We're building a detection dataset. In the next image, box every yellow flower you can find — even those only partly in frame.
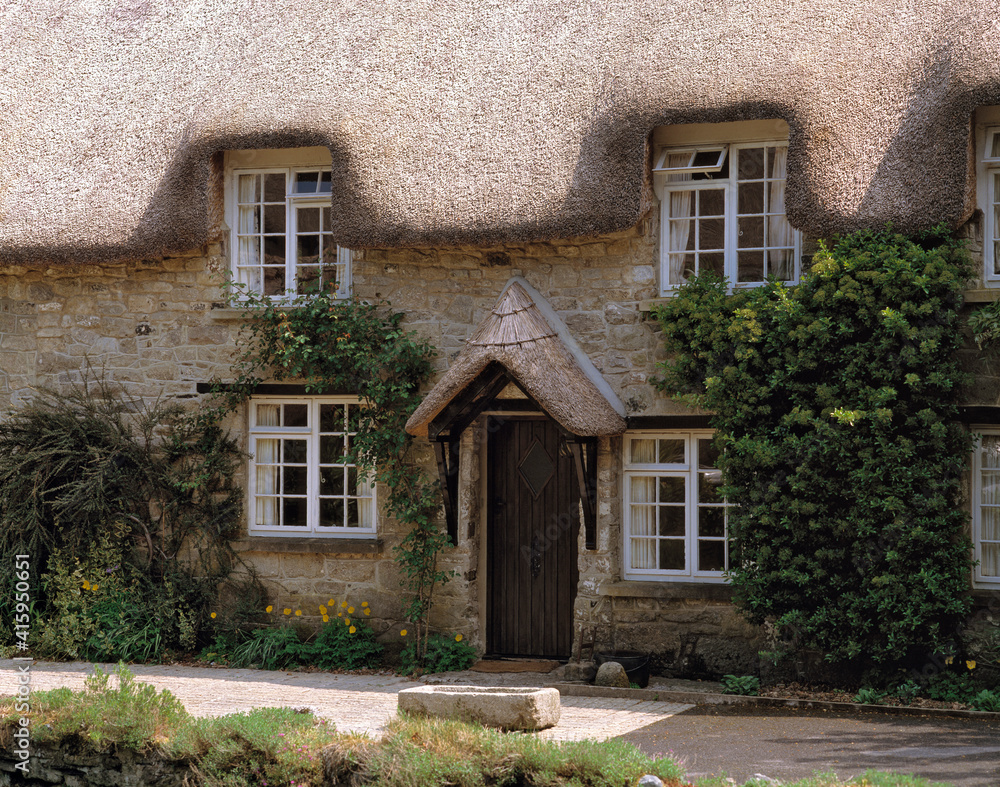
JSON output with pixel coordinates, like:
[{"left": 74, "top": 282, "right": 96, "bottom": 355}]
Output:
[
  {"left": 400, "top": 629, "right": 408, "bottom": 637},
  {"left": 348, "top": 607, "right": 355, "bottom": 614},
  {"left": 92, "top": 584, "right": 99, "bottom": 592},
  {"left": 345, "top": 618, "right": 351, "bottom": 626},
  {"left": 295, "top": 610, "right": 302, "bottom": 617},
  {"left": 210, "top": 612, "right": 217, "bottom": 619},
  {"left": 944, "top": 655, "right": 954, "bottom": 665},
  {"left": 266, "top": 605, "right": 273, "bottom": 613},
  {"left": 349, "top": 626, "right": 356, "bottom": 634},
  {"left": 967, "top": 660, "right": 977, "bottom": 670},
  {"left": 341, "top": 601, "right": 348, "bottom": 608},
  {"left": 328, "top": 598, "right": 335, "bottom": 606},
  {"left": 337, "top": 611, "right": 343, "bottom": 617},
  {"left": 361, "top": 601, "right": 369, "bottom": 608},
  {"left": 82, "top": 580, "right": 90, "bottom": 590},
  {"left": 364, "top": 609, "right": 371, "bottom": 616},
  {"left": 283, "top": 608, "right": 291, "bottom": 616},
  {"left": 455, "top": 634, "right": 463, "bottom": 642},
  {"left": 319, "top": 605, "right": 327, "bottom": 614},
  {"left": 322, "top": 615, "right": 329, "bottom": 622}
]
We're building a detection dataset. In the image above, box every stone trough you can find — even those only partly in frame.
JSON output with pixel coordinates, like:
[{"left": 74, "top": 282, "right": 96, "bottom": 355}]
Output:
[{"left": 397, "top": 685, "right": 561, "bottom": 731}]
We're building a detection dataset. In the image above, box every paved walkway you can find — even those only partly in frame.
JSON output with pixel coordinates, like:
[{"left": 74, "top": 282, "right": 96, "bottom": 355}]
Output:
[{"left": 0, "top": 660, "right": 692, "bottom": 742}]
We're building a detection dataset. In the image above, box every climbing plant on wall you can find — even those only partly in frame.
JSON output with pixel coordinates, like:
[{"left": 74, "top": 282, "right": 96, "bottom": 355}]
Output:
[
  {"left": 218, "top": 288, "right": 451, "bottom": 663},
  {"left": 653, "top": 227, "right": 974, "bottom": 669}
]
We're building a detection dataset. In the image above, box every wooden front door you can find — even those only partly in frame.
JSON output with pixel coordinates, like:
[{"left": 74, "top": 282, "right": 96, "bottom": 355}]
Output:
[{"left": 487, "top": 417, "right": 580, "bottom": 658}]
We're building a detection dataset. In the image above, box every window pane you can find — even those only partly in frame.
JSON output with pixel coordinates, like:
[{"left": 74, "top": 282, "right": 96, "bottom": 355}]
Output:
[
  {"left": 319, "top": 498, "right": 344, "bottom": 527},
  {"left": 983, "top": 435, "right": 1000, "bottom": 469},
  {"left": 698, "top": 540, "right": 726, "bottom": 572},
  {"left": 699, "top": 470, "right": 724, "bottom": 503},
  {"left": 737, "top": 251, "right": 765, "bottom": 282},
  {"left": 982, "top": 507, "right": 1000, "bottom": 541},
  {"left": 699, "top": 253, "right": 724, "bottom": 277},
  {"left": 283, "top": 465, "right": 307, "bottom": 495},
  {"left": 262, "top": 266, "right": 285, "bottom": 296},
  {"left": 738, "top": 181, "right": 764, "bottom": 214},
  {"left": 283, "top": 439, "right": 307, "bottom": 463},
  {"left": 631, "top": 439, "right": 656, "bottom": 464},
  {"left": 297, "top": 235, "right": 320, "bottom": 266},
  {"left": 657, "top": 439, "right": 685, "bottom": 464},
  {"left": 659, "top": 540, "right": 685, "bottom": 570},
  {"left": 294, "top": 171, "right": 320, "bottom": 193},
  {"left": 700, "top": 218, "right": 725, "bottom": 251},
  {"left": 698, "top": 438, "right": 720, "bottom": 468},
  {"left": 263, "top": 235, "right": 285, "bottom": 265},
  {"left": 991, "top": 133, "right": 1000, "bottom": 159},
  {"left": 348, "top": 466, "right": 359, "bottom": 495},
  {"left": 264, "top": 204, "right": 285, "bottom": 234},
  {"left": 256, "top": 496, "right": 279, "bottom": 526},
  {"left": 983, "top": 543, "right": 1000, "bottom": 579},
  {"left": 297, "top": 267, "right": 321, "bottom": 294},
  {"left": 283, "top": 498, "right": 307, "bottom": 527},
  {"left": 630, "top": 502, "right": 656, "bottom": 536},
  {"left": 322, "top": 466, "right": 346, "bottom": 496},
  {"left": 264, "top": 173, "right": 286, "bottom": 201},
  {"left": 319, "top": 171, "right": 332, "bottom": 192},
  {"left": 347, "top": 499, "right": 360, "bottom": 527},
  {"left": 321, "top": 404, "right": 346, "bottom": 432},
  {"left": 256, "top": 404, "right": 280, "bottom": 427},
  {"left": 668, "top": 219, "right": 695, "bottom": 252},
  {"left": 768, "top": 245, "right": 794, "bottom": 281},
  {"left": 631, "top": 538, "right": 657, "bottom": 569},
  {"left": 738, "top": 147, "right": 765, "bottom": 180},
  {"left": 699, "top": 504, "right": 726, "bottom": 537},
  {"left": 298, "top": 206, "right": 321, "bottom": 233},
  {"left": 658, "top": 506, "right": 685, "bottom": 536},
  {"left": 700, "top": 188, "right": 724, "bottom": 216},
  {"left": 285, "top": 404, "right": 308, "bottom": 427},
  {"left": 738, "top": 216, "right": 764, "bottom": 248},
  {"left": 238, "top": 173, "right": 260, "bottom": 202},
  {"left": 658, "top": 476, "right": 685, "bottom": 503}
]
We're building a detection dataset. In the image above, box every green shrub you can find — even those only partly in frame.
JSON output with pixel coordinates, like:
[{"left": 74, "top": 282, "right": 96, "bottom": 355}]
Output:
[
  {"left": 924, "top": 670, "right": 977, "bottom": 703},
  {"left": 311, "top": 617, "right": 384, "bottom": 670},
  {"left": 720, "top": 674, "right": 761, "bottom": 696},
  {"left": 0, "top": 375, "right": 258, "bottom": 658},
  {"left": 654, "top": 227, "right": 974, "bottom": 669},
  {"left": 970, "top": 688, "right": 1000, "bottom": 712},
  {"left": 893, "top": 679, "right": 922, "bottom": 704},
  {"left": 226, "top": 627, "right": 307, "bottom": 671},
  {"left": 400, "top": 634, "right": 477, "bottom": 674},
  {"left": 853, "top": 687, "right": 887, "bottom": 705}
]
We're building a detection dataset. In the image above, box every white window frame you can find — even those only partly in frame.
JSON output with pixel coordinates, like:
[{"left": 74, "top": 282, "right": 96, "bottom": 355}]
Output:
[
  {"left": 622, "top": 430, "right": 731, "bottom": 582},
  {"left": 224, "top": 148, "right": 352, "bottom": 302},
  {"left": 977, "top": 125, "right": 1000, "bottom": 287},
  {"left": 653, "top": 139, "right": 800, "bottom": 296},
  {"left": 248, "top": 396, "right": 375, "bottom": 538},
  {"left": 971, "top": 427, "right": 1000, "bottom": 586}
]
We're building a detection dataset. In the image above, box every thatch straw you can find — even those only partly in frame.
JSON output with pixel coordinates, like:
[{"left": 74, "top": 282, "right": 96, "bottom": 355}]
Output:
[
  {"left": 406, "top": 282, "right": 626, "bottom": 437},
  {"left": 2, "top": 2, "right": 999, "bottom": 263}
]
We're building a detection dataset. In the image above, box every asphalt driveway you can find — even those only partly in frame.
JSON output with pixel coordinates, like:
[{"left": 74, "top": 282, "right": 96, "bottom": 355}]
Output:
[{"left": 619, "top": 704, "right": 1000, "bottom": 786}]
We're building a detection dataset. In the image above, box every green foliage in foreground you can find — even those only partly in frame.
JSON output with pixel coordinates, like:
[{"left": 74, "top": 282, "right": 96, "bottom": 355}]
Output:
[
  {"left": 720, "top": 674, "right": 760, "bottom": 696},
  {"left": 654, "top": 228, "right": 974, "bottom": 669},
  {"left": 400, "top": 633, "right": 478, "bottom": 674},
  {"left": 0, "top": 665, "right": 958, "bottom": 787},
  {"left": 201, "top": 617, "right": 384, "bottom": 671}
]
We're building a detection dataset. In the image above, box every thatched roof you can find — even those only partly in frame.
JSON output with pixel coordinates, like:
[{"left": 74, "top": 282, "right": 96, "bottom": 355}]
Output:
[
  {"left": 406, "top": 279, "right": 626, "bottom": 438},
  {"left": 2, "top": 2, "right": 1000, "bottom": 263}
]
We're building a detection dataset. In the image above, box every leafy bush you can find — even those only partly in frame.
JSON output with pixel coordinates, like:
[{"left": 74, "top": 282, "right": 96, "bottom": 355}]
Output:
[
  {"left": 227, "top": 627, "right": 307, "bottom": 671},
  {"left": 924, "top": 670, "right": 977, "bottom": 703},
  {"left": 893, "top": 679, "right": 922, "bottom": 704},
  {"left": 0, "top": 376, "right": 258, "bottom": 658},
  {"left": 311, "top": 617, "right": 384, "bottom": 670},
  {"left": 720, "top": 674, "right": 761, "bottom": 696},
  {"left": 853, "top": 687, "right": 887, "bottom": 705},
  {"left": 400, "top": 634, "right": 477, "bottom": 674},
  {"left": 971, "top": 688, "right": 1000, "bottom": 712},
  {"left": 654, "top": 228, "right": 974, "bottom": 669}
]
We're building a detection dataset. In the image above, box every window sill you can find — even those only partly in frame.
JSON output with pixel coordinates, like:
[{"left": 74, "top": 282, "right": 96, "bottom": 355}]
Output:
[
  {"left": 233, "top": 536, "right": 382, "bottom": 555},
  {"left": 599, "top": 580, "right": 733, "bottom": 601}
]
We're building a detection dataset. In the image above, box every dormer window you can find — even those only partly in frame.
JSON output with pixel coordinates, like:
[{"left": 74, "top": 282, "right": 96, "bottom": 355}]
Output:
[
  {"left": 653, "top": 130, "right": 799, "bottom": 295},
  {"left": 225, "top": 148, "right": 352, "bottom": 300}
]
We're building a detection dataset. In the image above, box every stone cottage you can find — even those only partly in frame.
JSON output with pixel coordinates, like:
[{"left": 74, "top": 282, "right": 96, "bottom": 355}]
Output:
[{"left": 2, "top": 1, "right": 1000, "bottom": 674}]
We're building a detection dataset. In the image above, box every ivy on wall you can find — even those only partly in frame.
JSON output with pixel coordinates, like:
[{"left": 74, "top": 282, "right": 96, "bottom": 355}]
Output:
[
  {"left": 218, "top": 289, "right": 450, "bottom": 662},
  {"left": 654, "top": 228, "right": 974, "bottom": 668}
]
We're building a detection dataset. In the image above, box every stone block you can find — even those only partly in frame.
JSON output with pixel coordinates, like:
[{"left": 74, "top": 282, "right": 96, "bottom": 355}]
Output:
[
  {"left": 398, "top": 686, "right": 560, "bottom": 731},
  {"left": 595, "top": 661, "right": 629, "bottom": 688}
]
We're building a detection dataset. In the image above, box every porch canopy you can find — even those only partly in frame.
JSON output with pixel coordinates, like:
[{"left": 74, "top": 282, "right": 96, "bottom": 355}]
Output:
[{"left": 405, "top": 278, "right": 626, "bottom": 546}]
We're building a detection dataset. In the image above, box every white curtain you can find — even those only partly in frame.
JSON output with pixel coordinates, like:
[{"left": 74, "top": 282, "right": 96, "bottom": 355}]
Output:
[
  {"left": 767, "top": 147, "right": 795, "bottom": 280},
  {"left": 667, "top": 190, "right": 693, "bottom": 285},
  {"left": 981, "top": 436, "right": 1000, "bottom": 578},
  {"left": 629, "top": 476, "right": 657, "bottom": 569},
  {"left": 238, "top": 174, "right": 262, "bottom": 292},
  {"left": 255, "top": 438, "right": 280, "bottom": 526}
]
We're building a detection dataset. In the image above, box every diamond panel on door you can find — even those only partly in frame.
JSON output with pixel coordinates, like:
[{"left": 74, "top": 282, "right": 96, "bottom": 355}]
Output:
[{"left": 518, "top": 439, "right": 555, "bottom": 498}]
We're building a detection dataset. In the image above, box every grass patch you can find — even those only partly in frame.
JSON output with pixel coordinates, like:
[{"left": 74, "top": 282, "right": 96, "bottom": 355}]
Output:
[{"left": 0, "top": 666, "right": 958, "bottom": 787}]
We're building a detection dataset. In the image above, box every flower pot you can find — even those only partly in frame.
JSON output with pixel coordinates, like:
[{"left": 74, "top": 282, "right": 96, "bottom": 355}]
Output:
[{"left": 595, "top": 650, "right": 650, "bottom": 688}]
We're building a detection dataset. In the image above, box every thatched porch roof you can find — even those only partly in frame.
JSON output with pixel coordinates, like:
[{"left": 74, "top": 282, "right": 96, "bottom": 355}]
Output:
[
  {"left": 405, "top": 279, "right": 626, "bottom": 438},
  {"left": 2, "top": 2, "right": 1000, "bottom": 263}
]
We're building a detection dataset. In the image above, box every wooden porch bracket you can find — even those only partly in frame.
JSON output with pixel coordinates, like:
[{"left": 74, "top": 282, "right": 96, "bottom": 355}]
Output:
[{"left": 569, "top": 438, "right": 598, "bottom": 550}]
